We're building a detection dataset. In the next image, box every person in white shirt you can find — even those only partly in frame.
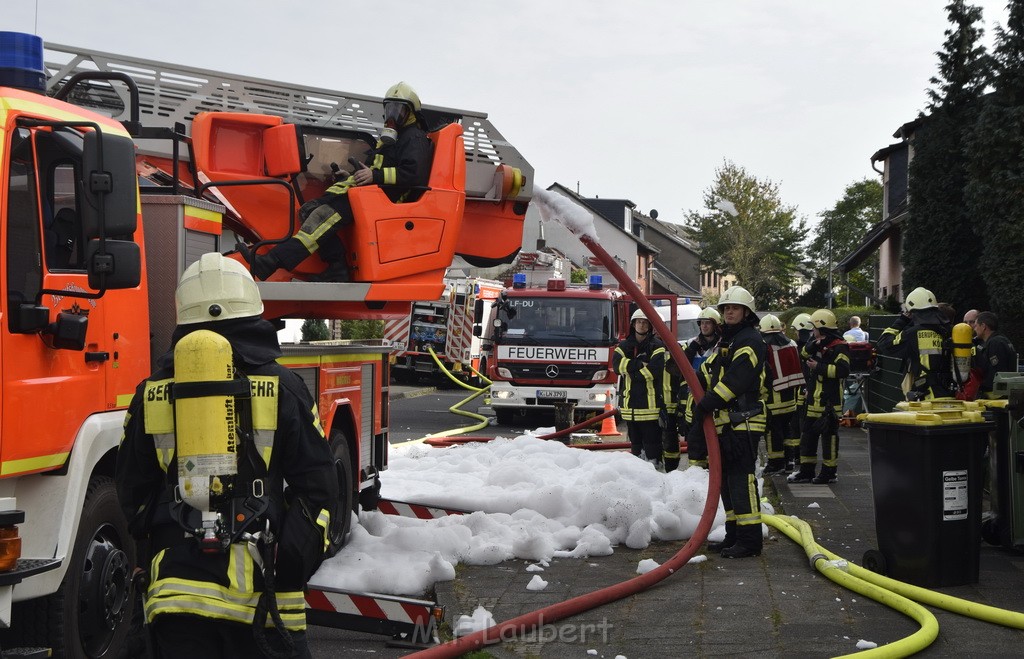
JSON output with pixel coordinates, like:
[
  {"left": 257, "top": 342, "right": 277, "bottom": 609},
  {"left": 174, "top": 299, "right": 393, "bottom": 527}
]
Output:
[{"left": 842, "top": 316, "right": 868, "bottom": 342}]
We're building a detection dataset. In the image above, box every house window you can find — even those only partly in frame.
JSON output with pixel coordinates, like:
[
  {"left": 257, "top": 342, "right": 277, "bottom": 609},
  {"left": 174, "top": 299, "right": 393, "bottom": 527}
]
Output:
[{"left": 887, "top": 146, "right": 909, "bottom": 216}]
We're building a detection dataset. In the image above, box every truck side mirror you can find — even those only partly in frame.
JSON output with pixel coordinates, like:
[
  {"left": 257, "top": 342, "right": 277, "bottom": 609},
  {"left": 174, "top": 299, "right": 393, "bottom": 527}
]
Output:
[
  {"left": 86, "top": 239, "right": 142, "bottom": 290},
  {"left": 43, "top": 312, "right": 89, "bottom": 351},
  {"left": 10, "top": 303, "right": 50, "bottom": 334},
  {"left": 81, "top": 131, "right": 138, "bottom": 239}
]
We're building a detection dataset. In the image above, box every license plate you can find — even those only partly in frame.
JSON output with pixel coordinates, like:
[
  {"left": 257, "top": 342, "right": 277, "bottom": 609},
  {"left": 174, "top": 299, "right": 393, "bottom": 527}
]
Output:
[{"left": 536, "top": 390, "right": 567, "bottom": 401}]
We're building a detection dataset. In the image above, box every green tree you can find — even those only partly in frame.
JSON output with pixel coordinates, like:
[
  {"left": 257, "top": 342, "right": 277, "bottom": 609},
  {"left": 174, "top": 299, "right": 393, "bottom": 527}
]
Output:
[
  {"left": 684, "top": 160, "right": 806, "bottom": 308},
  {"left": 300, "top": 318, "right": 330, "bottom": 342},
  {"left": 570, "top": 267, "right": 588, "bottom": 284},
  {"left": 810, "top": 179, "right": 883, "bottom": 307},
  {"left": 905, "top": 0, "right": 991, "bottom": 314},
  {"left": 967, "top": 1, "right": 1024, "bottom": 350},
  {"left": 336, "top": 319, "right": 384, "bottom": 340}
]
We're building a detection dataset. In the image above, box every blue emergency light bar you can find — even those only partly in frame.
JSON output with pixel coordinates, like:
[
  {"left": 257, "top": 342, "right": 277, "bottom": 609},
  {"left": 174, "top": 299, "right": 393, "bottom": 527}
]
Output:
[
  {"left": 512, "top": 273, "right": 527, "bottom": 289},
  {"left": 0, "top": 32, "right": 46, "bottom": 93},
  {"left": 589, "top": 275, "right": 603, "bottom": 290}
]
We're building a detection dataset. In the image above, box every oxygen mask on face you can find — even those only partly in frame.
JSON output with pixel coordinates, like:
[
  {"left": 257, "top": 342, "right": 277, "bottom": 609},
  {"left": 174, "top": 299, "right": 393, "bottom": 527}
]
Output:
[{"left": 381, "top": 101, "right": 410, "bottom": 145}]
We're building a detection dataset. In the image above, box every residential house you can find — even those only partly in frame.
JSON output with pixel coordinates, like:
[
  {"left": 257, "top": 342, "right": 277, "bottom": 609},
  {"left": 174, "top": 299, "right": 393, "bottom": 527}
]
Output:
[
  {"left": 836, "top": 118, "right": 919, "bottom": 304},
  {"left": 518, "top": 183, "right": 661, "bottom": 293}
]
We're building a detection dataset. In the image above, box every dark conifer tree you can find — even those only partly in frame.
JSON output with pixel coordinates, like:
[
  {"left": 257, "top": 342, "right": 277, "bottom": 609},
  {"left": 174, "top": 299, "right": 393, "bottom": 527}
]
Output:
[
  {"left": 904, "top": 1, "right": 991, "bottom": 314},
  {"left": 967, "top": 1, "right": 1024, "bottom": 350}
]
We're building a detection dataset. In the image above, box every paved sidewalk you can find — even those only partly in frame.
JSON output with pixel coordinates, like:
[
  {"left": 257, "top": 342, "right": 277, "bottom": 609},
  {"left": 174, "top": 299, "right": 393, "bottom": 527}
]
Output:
[{"left": 434, "top": 426, "right": 1024, "bottom": 657}]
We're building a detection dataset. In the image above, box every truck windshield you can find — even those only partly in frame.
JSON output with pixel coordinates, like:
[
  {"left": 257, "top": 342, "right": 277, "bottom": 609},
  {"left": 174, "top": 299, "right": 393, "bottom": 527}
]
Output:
[{"left": 500, "top": 298, "right": 613, "bottom": 344}]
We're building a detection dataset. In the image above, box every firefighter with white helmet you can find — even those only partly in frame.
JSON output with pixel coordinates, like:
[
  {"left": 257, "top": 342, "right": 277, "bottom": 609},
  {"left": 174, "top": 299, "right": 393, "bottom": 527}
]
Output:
[
  {"left": 686, "top": 286, "right": 766, "bottom": 558},
  {"left": 876, "top": 286, "right": 955, "bottom": 400},
  {"left": 238, "top": 81, "right": 433, "bottom": 282},
  {"left": 788, "top": 308, "right": 850, "bottom": 485},
  {"left": 116, "top": 253, "right": 339, "bottom": 657},
  {"left": 758, "top": 314, "right": 803, "bottom": 475},
  {"left": 666, "top": 306, "right": 723, "bottom": 470},
  {"left": 613, "top": 308, "right": 667, "bottom": 465}
]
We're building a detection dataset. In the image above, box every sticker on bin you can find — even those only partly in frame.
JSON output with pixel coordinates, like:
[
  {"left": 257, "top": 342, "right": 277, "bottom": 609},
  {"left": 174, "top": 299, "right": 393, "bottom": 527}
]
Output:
[{"left": 943, "top": 470, "right": 969, "bottom": 521}]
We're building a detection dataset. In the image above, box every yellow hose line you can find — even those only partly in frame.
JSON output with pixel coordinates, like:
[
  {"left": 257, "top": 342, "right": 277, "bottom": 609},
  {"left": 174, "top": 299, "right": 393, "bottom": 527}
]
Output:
[
  {"left": 427, "top": 346, "right": 485, "bottom": 393},
  {"left": 469, "top": 362, "right": 492, "bottom": 386},
  {"left": 763, "top": 514, "right": 938, "bottom": 658},
  {"left": 400, "top": 346, "right": 492, "bottom": 440},
  {"left": 769, "top": 514, "right": 1024, "bottom": 630}
]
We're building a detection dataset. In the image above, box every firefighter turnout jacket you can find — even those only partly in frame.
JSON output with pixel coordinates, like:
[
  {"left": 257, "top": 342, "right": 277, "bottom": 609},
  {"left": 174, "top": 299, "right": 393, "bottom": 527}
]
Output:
[
  {"left": 876, "top": 309, "right": 953, "bottom": 399},
  {"left": 614, "top": 333, "right": 666, "bottom": 422},
  {"left": 116, "top": 316, "right": 339, "bottom": 631},
  {"left": 695, "top": 321, "right": 767, "bottom": 433},
  {"left": 325, "top": 119, "right": 433, "bottom": 202},
  {"left": 801, "top": 333, "right": 851, "bottom": 419},
  {"left": 763, "top": 332, "right": 802, "bottom": 416}
]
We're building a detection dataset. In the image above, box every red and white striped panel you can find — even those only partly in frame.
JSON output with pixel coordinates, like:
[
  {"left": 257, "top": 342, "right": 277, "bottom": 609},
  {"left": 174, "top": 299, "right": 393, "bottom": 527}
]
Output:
[
  {"left": 384, "top": 315, "right": 412, "bottom": 354},
  {"left": 448, "top": 304, "right": 471, "bottom": 365},
  {"left": 306, "top": 588, "right": 433, "bottom": 626},
  {"left": 377, "top": 499, "right": 469, "bottom": 519}
]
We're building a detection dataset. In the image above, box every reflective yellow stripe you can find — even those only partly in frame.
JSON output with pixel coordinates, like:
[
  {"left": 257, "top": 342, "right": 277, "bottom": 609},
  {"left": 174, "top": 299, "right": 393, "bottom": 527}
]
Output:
[
  {"left": 713, "top": 382, "right": 734, "bottom": 401},
  {"left": 0, "top": 452, "right": 70, "bottom": 476},
  {"left": 227, "top": 544, "right": 254, "bottom": 593},
  {"left": 325, "top": 178, "right": 356, "bottom": 195},
  {"left": 317, "top": 509, "right": 331, "bottom": 551},
  {"left": 250, "top": 376, "right": 280, "bottom": 468},
  {"left": 143, "top": 379, "right": 175, "bottom": 434},
  {"left": 732, "top": 345, "right": 757, "bottom": 366},
  {"left": 153, "top": 434, "right": 175, "bottom": 472},
  {"left": 382, "top": 167, "right": 397, "bottom": 185},
  {"left": 116, "top": 393, "right": 135, "bottom": 407},
  {"left": 2, "top": 95, "right": 132, "bottom": 133}
]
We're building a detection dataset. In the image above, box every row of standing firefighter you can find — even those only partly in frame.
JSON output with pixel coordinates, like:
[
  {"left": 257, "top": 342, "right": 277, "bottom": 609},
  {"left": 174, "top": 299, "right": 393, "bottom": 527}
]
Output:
[{"left": 612, "top": 286, "right": 851, "bottom": 559}]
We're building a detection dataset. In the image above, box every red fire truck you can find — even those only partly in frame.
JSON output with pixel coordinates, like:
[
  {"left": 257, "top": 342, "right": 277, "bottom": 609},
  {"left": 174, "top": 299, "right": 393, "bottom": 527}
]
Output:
[
  {"left": 0, "top": 33, "right": 531, "bottom": 654},
  {"left": 385, "top": 277, "right": 504, "bottom": 384}
]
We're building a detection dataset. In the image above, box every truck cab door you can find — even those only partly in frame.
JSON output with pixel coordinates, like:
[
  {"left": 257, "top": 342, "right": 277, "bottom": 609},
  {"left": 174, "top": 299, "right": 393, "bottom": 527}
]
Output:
[{"left": 1, "top": 125, "right": 110, "bottom": 476}]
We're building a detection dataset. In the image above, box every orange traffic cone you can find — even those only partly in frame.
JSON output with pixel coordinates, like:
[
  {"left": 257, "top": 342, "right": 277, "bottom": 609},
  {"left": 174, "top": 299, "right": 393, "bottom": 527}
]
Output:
[{"left": 598, "top": 389, "right": 621, "bottom": 436}]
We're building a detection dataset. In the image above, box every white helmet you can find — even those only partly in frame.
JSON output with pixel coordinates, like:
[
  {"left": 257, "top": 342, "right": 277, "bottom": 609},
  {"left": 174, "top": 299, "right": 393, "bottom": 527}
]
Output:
[
  {"left": 809, "top": 308, "right": 838, "bottom": 330},
  {"left": 905, "top": 286, "right": 938, "bottom": 311},
  {"left": 176, "top": 253, "right": 264, "bottom": 325},
  {"left": 630, "top": 308, "right": 648, "bottom": 323},
  {"left": 759, "top": 314, "right": 783, "bottom": 333},
  {"left": 384, "top": 81, "right": 422, "bottom": 112},
  {"left": 791, "top": 312, "right": 813, "bottom": 331},
  {"left": 698, "top": 307, "right": 722, "bottom": 324},
  {"left": 718, "top": 285, "right": 756, "bottom": 313}
]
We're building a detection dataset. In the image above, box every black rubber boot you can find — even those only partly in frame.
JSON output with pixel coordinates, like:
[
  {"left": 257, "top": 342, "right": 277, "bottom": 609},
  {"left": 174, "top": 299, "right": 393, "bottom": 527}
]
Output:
[
  {"left": 787, "top": 464, "right": 816, "bottom": 484},
  {"left": 307, "top": 260, "right": 350, "bottom": 282},
  {"left": 707, "top": 521, "right": 736, "bottom": 553},
  {"left": 663, "top": 457, "right": 681, "bottom": 473},
  {"left": 236, "top": 242, "right": 282, "bottom": 281},
  {"left": 812, "top": 466, "right": 838, "bottom": 484},
  {"left": 762, "top": 458, "right": 788, "bottom": 475},
  {"left": 721, "top": 543, "right": 762, "bottom": 559},
  {"left": 721, "top": 524, "right": 762, "bottom": 558}
]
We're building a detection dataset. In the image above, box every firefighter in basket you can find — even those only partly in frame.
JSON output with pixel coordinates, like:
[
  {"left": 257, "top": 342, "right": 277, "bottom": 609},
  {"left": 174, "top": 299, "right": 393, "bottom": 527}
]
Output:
[
  {"left": 238, "top": 82, "right": 433, "bottom": 282},
  {"left": 116, "top": 253, "right": 340, "bottom": 658}
]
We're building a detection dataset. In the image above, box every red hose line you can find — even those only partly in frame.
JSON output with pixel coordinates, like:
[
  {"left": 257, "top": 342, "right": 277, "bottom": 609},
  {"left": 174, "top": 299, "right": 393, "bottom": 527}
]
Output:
[{"left": 409, "top": 235, "right": 722, "bottom": 659}]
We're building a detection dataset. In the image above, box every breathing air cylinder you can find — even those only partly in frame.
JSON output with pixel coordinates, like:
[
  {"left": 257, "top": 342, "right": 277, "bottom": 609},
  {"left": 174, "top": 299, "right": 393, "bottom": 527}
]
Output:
[
  {"left": 173, "top": 329, "right": 239, "bottom": 544},
  {"left": 951, "top": 322, "right": 974, "bottom": 387}
]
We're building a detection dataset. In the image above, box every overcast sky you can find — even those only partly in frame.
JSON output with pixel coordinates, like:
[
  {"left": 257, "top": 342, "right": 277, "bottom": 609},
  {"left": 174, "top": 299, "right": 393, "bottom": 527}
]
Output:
[{"left": 10, "top": 1, "right": 1011, "bottom": 228}]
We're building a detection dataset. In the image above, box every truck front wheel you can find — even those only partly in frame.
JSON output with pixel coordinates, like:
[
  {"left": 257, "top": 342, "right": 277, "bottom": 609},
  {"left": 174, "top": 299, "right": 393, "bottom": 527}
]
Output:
[{"left": 6, "top": 476, "right": 135, "bottom": 658}]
